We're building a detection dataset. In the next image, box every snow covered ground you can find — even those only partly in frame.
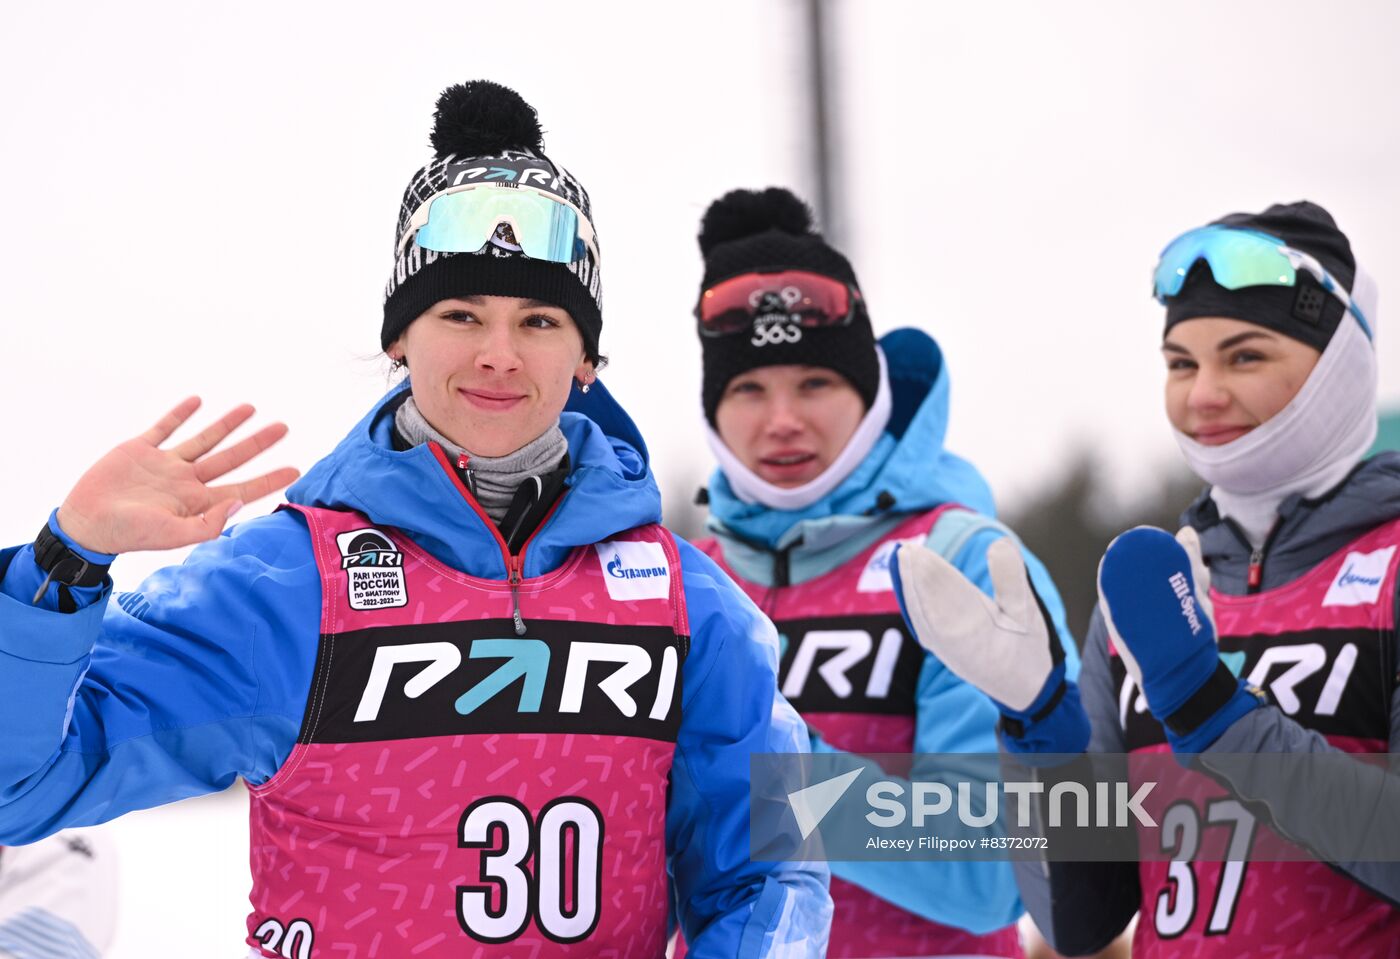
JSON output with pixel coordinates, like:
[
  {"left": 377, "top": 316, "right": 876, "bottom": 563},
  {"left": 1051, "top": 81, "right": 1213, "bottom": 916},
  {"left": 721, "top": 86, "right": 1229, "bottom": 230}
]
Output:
[{"left": 105, "top": 787, "right": 250, "bottom": 957}]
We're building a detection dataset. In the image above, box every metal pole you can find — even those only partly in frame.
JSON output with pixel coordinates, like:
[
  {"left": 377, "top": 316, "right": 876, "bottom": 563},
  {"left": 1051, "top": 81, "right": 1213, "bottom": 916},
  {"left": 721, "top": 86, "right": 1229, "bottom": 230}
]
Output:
[{"left": 805, "top": 0, "right": 841, "bottom": 246}]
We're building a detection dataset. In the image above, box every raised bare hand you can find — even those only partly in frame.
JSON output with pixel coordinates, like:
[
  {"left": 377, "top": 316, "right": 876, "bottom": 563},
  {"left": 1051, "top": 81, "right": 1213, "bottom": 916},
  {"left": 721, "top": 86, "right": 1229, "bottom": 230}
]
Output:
[{"left": 56, "top": 397, "right": 301, "bottom": 555}]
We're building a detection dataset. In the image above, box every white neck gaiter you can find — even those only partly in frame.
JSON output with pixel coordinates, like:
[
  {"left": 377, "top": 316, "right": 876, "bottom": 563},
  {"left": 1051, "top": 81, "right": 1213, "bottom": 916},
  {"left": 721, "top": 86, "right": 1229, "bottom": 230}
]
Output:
[
  {"left": 707, "top": 347, "right": 893, "bottom": 512},
  {"left": 1174, "top": 272, "right": 1380, "bottom": 548}
]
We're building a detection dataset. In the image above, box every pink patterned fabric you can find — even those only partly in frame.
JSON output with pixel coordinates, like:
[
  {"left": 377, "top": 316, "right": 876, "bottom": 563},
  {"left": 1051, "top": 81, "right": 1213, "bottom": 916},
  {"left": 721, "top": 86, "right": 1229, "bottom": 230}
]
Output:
[
  {"left": 699, "top": 506, "right": 1022, "bottom": 959},
  {"left": 1112, "top": 519, "right": 1400, "bottom": 957},
  {"left": 246, "top": 506, "right": 688, "bottom": 958}
]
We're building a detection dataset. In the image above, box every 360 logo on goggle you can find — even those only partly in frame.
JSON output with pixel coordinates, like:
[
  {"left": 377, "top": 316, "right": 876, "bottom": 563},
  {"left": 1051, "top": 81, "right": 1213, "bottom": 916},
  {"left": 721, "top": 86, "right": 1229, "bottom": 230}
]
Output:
[
  {"left": 396, "top": 183, "right": 600, "bottom": 266},
  {"left": 696, "top": 270, "right": 861, "bottom": 338},
  {"left": 1153, "top": 225, "right": 1370, "bottom": 339}
]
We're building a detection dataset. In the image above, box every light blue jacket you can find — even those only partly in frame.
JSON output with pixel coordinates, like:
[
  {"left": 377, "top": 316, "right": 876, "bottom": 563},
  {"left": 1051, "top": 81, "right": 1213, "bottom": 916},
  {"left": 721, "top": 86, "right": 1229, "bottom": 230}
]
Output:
[
  {"left": 706, "top": 327, "right": 1079, "bottom": 935},
  {"left": 0, "top": 379, "right": 831, "bottom": 958}
]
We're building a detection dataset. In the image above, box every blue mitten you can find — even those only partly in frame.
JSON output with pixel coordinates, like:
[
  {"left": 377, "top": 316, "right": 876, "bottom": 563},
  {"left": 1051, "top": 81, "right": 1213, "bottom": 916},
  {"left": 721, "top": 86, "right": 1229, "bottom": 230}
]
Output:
[
  {"left": 892, "top": 538, "right": 1090, "bottom": 757},
  {"left": 1097, "top": 526, "right": 1266, "bottom": 753}
]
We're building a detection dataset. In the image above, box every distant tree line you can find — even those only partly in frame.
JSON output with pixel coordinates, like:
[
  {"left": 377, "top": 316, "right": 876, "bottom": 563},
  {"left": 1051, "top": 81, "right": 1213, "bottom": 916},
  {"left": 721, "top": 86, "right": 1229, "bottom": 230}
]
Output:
[{"left": 1004, "top": 452, "right": 1201, "bottom": 644}]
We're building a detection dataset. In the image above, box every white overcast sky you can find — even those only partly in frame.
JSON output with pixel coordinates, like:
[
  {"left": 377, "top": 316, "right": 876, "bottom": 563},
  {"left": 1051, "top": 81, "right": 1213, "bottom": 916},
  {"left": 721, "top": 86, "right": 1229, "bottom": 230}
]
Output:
[
  {"left": 5, "top": 1, "right": 1400, "bottom": 562},
  {"left": 3, "top": 2, "right": 1400, "bottom": 953}
]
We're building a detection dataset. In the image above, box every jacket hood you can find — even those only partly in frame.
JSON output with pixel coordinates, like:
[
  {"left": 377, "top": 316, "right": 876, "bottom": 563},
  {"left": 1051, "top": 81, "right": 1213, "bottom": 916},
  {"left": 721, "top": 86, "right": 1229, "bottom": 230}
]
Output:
[
  {"left": 706, "top": 327, "right": 996, "bottom": 550},
  {"left": 1185, "top": 452, "right": 1400, "bottom": 592},
  {"left": 286, "top": 378, "right": 661, "bottom": 579}
]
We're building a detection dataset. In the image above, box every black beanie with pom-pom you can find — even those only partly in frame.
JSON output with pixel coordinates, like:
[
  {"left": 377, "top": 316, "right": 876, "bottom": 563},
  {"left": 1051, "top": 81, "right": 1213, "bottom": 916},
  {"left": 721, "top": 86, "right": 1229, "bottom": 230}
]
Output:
[
  {"left": 1162, "top": 200, "right": 1356, "bottom": 352},
  {"left": 696, "top": 188, "right": 878, "bottom": 423},
  {"left": 382, "top": 81, "right": 602, "bottom": 361}
]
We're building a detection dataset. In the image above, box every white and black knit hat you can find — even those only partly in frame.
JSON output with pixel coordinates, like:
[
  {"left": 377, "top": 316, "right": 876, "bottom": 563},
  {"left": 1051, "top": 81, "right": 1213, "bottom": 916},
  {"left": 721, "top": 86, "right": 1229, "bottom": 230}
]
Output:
[{"left": 381, "top": 81, "right": 603, "bottom": 360}]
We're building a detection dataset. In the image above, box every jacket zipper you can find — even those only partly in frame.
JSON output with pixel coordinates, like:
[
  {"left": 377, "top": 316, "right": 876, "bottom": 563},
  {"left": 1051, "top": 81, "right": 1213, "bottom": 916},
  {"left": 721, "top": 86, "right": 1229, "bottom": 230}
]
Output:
[
  {"left": 1226, "top": 516, "right": 1281, "bottom": 595},
  {"left": 758, "top": 540, "right": 801, "bottom": 618},
  {"left": 431, "top": 442, "right": 564, "bottom": 636},
  {"left": 506, "top": 499, "right": 565, "bottom": 635},
  {"left": 773, "top": 545, "right": 793, "bottom": 589},
  {"left": 508, "top": 554, "right": 526, "bottom": 636}
]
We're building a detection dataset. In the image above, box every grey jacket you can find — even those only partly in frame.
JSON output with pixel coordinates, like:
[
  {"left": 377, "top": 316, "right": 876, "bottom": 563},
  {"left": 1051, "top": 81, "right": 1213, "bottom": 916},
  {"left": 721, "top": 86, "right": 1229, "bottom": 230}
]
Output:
[{"left": 1019, "top": 452, "right": 1400, "bottom": 955}]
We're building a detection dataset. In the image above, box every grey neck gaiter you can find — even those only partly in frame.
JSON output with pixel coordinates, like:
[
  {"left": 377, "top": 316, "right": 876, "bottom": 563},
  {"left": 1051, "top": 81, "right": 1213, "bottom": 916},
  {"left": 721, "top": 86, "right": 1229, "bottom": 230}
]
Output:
[{"left": 394, "top": 395, "right": 569, "bottom": 525}]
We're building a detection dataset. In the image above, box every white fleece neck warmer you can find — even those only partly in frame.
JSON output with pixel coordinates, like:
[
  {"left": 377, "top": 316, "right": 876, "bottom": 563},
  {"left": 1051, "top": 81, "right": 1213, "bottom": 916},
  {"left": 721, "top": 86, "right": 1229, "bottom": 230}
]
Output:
[
  {"left": 707, "top": 347, "right": 893, "bottom": 512},
  {"left": 1174, "top": 269, "right": 1380, "bottom": 548}
]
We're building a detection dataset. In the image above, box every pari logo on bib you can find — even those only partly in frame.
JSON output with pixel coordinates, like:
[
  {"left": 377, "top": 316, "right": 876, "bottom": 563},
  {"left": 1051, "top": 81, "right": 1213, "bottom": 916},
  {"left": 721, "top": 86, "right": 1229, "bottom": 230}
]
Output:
[
  {"left": 335, "top": 528, "right": 408, "bottom": 611},
  {"left": 1322, "top": 545, "right": 1397, "bottom": 608},
  {"left": 596, "top": 540, "right": 671, "bottom": 601}
]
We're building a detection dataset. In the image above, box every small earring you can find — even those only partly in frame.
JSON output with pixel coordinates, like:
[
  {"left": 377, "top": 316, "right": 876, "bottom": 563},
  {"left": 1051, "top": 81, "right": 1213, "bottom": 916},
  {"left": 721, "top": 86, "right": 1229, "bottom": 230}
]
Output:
[{"left": 580, "top": 381, "right": 591, "bottom": 394}]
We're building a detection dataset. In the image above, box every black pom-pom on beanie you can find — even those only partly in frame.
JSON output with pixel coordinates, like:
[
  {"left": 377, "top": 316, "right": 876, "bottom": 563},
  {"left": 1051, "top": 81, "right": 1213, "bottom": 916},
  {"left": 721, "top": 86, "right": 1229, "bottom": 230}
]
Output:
[
  {"left": 695, "top": 188, "right": 877, "bottom": 424},
  {"left": 382, "top": 81, "right": 603, "bottom": 361},
  {"left": 698, "top": 187, "right": 815, "bottom": 255},
  {"left": 428, "top": 81, "right": 544, "bottom": 157}
]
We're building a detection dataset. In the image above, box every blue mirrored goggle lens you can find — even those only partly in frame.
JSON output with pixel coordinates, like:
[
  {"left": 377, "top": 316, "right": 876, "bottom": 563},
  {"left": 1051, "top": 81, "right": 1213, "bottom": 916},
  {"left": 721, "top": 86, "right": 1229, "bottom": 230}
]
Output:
[
  {"left": 1153, "top": 225, "right": 1373, "bottom": 340},
  {"left": 414, "top": 189, "right": 585, "bottom": 263},
  {"left": 1153, "top": 226, "right": 1296, "bottom": 302}
]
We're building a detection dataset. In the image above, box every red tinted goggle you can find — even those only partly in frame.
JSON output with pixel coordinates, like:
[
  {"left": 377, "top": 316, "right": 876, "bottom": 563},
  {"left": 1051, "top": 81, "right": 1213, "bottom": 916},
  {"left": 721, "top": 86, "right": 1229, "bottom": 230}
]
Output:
[{"left": 696, "top": 270, "right": 861, "bottom": 337}]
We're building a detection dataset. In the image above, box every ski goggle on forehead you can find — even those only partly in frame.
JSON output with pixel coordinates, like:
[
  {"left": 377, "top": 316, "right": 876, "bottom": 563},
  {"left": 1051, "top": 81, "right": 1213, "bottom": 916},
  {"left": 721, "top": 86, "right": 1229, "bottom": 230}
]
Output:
[
  {"left": 1153, "top": 225, "right": 1371, "bottom": 339},
  {"left": 695, "top": 269, "right": 862, "bottom": 337},
  {"left": 396, "top": 183, "right": 599, "bottom": 265}
]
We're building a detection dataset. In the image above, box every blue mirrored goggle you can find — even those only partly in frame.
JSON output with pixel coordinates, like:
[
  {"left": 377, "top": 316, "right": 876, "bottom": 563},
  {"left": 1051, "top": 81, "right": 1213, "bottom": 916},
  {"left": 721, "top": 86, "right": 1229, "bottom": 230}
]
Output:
[
  {"left": 396, "top": 184, "right": 599, "bottom": 266},
  {"left": 1153, "top": 225, "right": 1370, "bottom": 339}
]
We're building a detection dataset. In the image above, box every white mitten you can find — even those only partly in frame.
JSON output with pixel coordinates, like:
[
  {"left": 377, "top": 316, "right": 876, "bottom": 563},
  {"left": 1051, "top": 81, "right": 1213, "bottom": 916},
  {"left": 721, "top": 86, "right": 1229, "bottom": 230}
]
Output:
[{"left": 894, "top": 537, "right": 1055, "bottom": 713}]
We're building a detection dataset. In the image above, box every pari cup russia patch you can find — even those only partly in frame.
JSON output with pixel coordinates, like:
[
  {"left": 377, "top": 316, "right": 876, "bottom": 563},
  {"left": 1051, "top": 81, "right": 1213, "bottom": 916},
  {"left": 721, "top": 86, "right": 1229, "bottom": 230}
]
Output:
[{"left": 335, "top": 527, "right": 409, "bottom": 611}]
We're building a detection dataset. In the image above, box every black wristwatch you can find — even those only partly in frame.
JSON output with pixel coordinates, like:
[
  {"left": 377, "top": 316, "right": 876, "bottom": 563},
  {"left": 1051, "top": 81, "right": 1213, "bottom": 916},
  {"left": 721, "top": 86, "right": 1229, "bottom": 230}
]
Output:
[{"left": 32, "top": 522, "right": 111, "bottom": 605}]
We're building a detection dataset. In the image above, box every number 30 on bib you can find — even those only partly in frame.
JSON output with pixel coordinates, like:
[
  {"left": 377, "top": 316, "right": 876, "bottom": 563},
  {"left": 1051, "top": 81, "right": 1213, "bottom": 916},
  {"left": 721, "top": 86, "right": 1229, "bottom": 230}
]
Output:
[{"left": 457, "top": 797, "right": 604, "bottom": 944}]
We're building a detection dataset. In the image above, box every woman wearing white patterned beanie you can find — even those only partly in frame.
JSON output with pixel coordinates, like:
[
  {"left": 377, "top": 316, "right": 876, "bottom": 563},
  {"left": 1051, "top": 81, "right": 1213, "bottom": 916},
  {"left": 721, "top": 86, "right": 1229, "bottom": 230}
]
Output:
[{"left": 0, "top": 82, "right": 831, "bottom": 959}]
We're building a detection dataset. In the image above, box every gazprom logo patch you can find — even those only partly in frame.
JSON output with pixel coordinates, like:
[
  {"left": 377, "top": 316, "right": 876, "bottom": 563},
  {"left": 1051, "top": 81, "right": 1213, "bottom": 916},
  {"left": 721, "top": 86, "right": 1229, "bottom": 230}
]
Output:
[
  {"left": 1322, "top": 545, "right": 1396, "bottom": 607},
  {"left": 595, "top": 540, "right": 670, "bottom": 602},
  {"left": 857, "top": 537, "right": 925, "bottom": 593},
  {"left": 606, "top": 553, "right": 665, "bottom": 580}
]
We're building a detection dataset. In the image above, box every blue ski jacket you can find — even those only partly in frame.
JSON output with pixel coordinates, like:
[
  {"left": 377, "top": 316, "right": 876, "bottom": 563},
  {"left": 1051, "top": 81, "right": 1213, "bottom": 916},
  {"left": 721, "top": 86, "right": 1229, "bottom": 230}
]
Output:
[
  {"left": 0, "top": 379, "right": 831, "bottom": 958},
  {"left": 705, "top": 327, "right": 1080, "bottom": 935}
]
